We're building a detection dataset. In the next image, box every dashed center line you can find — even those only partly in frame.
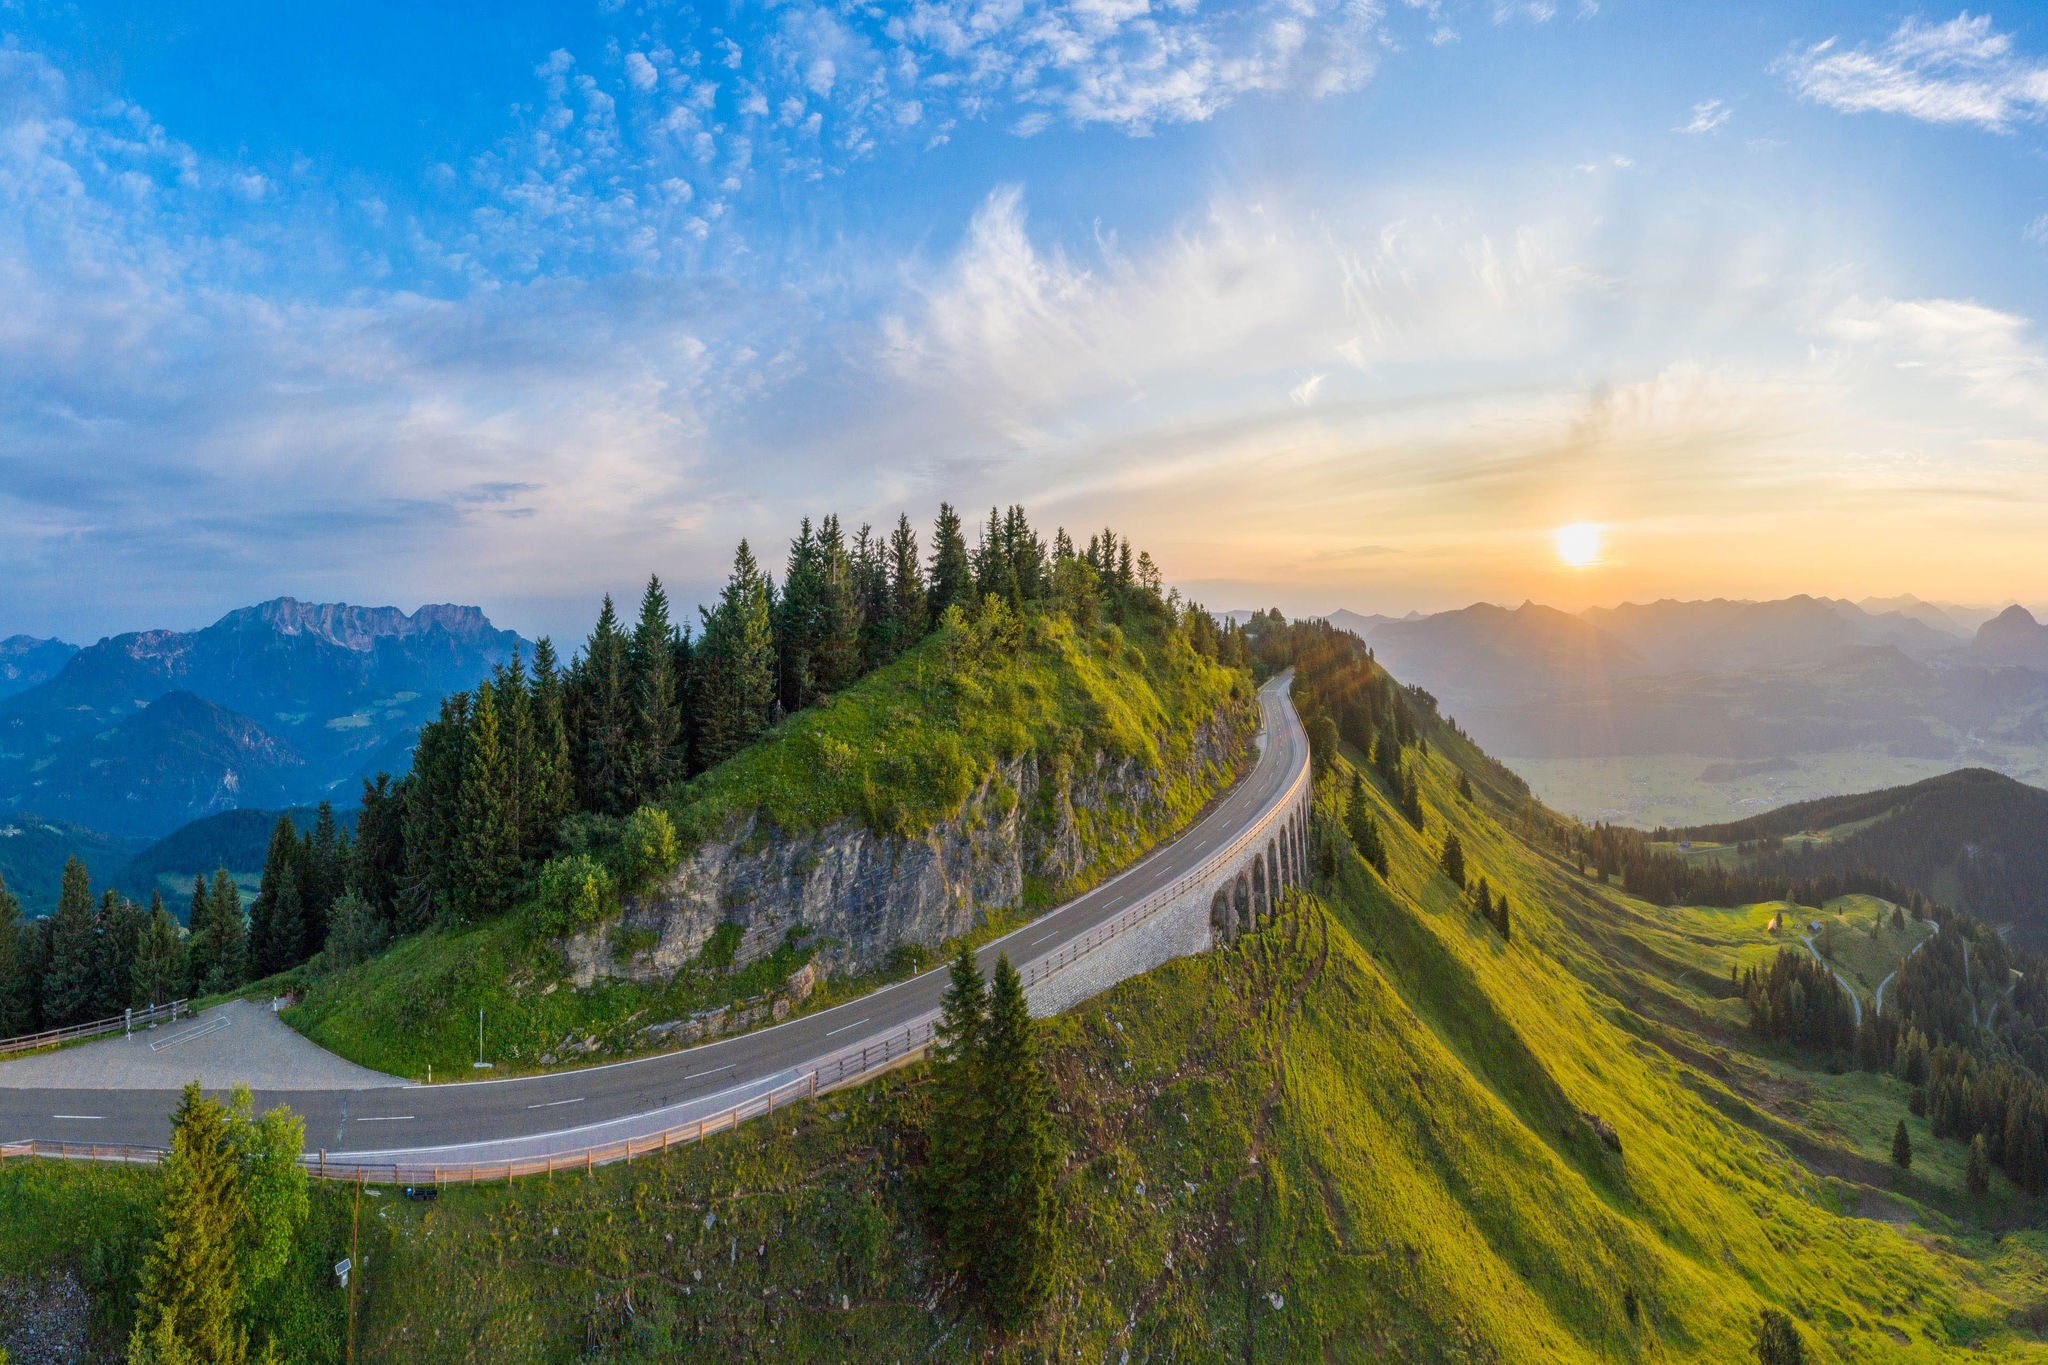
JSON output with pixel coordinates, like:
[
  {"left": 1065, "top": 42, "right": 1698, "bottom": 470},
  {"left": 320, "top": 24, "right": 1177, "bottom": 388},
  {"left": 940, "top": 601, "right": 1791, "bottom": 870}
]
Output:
[
  {"left": 824, "top": 1018, "right": 870, "bottom": 1038},
  {"left": 687, "top": 1064, "right": 736, "bottom": 1080},
  {"left": 354, "top": 1115, "right": 415, "bottom": 1123},
  {"left": 51, "top": 1114, "right": 102, "bottom": 1121},
  {"left": 527, "top": 1097, "right": 584, "bottom": 1110},
  {"left": 1033, "top": 932, "right": 1060, "bottom": 945}
]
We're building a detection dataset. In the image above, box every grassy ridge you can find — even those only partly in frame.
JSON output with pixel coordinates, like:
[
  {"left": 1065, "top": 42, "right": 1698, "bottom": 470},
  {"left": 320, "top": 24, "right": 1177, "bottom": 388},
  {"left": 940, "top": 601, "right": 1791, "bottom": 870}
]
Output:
[{"left": 281, "top": 609, "right": 1252, "bottom": 1080}]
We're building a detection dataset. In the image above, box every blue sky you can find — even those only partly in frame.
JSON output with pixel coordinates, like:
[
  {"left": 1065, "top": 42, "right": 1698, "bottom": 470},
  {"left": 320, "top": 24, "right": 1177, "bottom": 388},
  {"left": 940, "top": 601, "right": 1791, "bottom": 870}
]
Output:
[{"left": 4, "top": 1, "right": 2047, "bottom": 644}]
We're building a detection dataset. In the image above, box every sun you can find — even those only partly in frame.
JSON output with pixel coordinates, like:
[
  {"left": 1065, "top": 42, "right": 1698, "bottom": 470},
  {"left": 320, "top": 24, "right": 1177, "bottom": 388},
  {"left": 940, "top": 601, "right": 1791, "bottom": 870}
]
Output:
[{"left": 1553, "top": 522, "right": 1604, "bottom": 569}]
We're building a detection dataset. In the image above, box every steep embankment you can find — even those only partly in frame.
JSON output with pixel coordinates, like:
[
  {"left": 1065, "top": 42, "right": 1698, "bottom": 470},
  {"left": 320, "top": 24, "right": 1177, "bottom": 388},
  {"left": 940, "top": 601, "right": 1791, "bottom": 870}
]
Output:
[
  {"left": 253, "top": 701, "right": 2048, "bottom": 1361},
  {"left": 286, "top": 608, "right": 1254, "bottom": 1077}
]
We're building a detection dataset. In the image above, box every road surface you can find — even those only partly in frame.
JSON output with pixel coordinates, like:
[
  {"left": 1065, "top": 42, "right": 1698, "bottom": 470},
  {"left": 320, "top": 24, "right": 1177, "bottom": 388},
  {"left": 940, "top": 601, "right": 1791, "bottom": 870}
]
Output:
[{"left": 2, "top": 673, "right": 1307, "bottom": 1169}]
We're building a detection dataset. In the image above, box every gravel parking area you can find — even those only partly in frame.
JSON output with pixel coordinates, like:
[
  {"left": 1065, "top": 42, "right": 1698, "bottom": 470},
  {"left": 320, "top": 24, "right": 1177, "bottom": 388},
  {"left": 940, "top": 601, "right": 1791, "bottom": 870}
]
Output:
[{"left": 0, "top": 999, "right": 405, "bottom": 1091}]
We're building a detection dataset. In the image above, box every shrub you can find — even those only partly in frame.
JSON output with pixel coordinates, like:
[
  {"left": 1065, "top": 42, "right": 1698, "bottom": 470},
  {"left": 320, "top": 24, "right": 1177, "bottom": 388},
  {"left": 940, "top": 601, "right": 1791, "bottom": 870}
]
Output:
[
  {"left": 532, "top": 853, "right": 618, "bottom": 937},
  {"left": 620, "top": 806, "right": 681, "bottom": 891}
]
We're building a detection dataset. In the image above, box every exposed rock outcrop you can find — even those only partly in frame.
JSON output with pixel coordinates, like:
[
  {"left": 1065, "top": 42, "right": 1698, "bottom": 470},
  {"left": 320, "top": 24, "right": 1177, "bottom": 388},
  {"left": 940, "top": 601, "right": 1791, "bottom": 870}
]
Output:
[{"left": 565, "top": 698, "right": 1256, "bottom": 987}]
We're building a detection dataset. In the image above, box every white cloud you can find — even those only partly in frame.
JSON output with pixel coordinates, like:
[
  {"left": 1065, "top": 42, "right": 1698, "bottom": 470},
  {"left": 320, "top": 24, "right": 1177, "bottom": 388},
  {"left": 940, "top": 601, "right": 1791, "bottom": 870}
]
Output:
[
  {"left": 1290, "top": 372, "right": 1327, "bottom": 405},
  {"left": 1827, "top": 296, "right": 2048, "bottom": 417},
  {"left": 2026, "top": 213, "right": 2048, "bottom": 246},
  {"left": 625, "top": 52, "right": 659, "bottom": 92},
  {"left": 1782, "top": 12, "right": 2048, "bottom": 130},
  {"left": 1678, "top": 98, "right": 1731, "bottom": 134}
]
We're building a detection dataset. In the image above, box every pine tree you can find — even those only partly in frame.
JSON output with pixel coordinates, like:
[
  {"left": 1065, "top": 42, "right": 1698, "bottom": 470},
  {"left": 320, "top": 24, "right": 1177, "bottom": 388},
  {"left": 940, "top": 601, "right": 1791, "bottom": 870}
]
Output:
[
  {"left": 628, "top": 578, "right": 685, "bottom": 805},
  {"left": 493, "top": 653, "right": 534, "bottom": 866},
  {"left": 926, "top": 943, "right": 987, "bottom": 1268},
  {"left": 43, "top": 858, "right": 101, "bottom": 1026},
  {"left": 775, "top": 517, "right": 824, "bottom": 713},
  {"left": 529, "top": 639, "right": 576, "bottom": 845},
  {"left": 695, "top": 540, "right": 777, "bottom": 769},
  {"left": 813, "top": 514, "right": 862, "bottom": 694},
  {"left": 400, "top": 692, "right": 469, "bottom": 930},
  {"left": 1495, "top": 896, "right": 1513, "bottom": 941},
  {"left": 886, "top": 513, "right": 927, "bottom": 657},
  {"left": 1892, "top": 1118, "right": 1912, "bottom": 1169},
  {"left": 1345, "top": 773, "right": 1389, "bottom": 877},
  {"left": 130, "top": 1085, "right": 249, "bottom": 1365},
  {"left": 207, "top": 869, "right": 247, "bottom": 994},
  {"left": 98, "top": 889, "right": 146, "bottom": 1017},
  {"left": 573, "top": 596, "right": 635, "bottom": 815},
  {"left": 975, "top": 956, "right": 1059, "bottom": 1328},
  {"left": 1967, "top": 1132, "right": 1991, "bottom": 1195},
  {"left": 0, "top": 872, "right": 29, "bottom": 1037},
  {"left": 305, "top": 803, "right": 342, "bottom": 934},
  {"left": 350, "top": 774, "right": 405, "bottom": 925},
  {"left": 455, "top": 680, "right": 520, "bottom": 922},
  {"left": 1439, "top": 832, "right": 1467, "bottom": 890},
  {"left": 1458, "top": 770, "right": 1474, "bottom": 801},
  {"left": 249, "top": 817, "right": 305, "bottom": 976},
  {"left": 927, "top": 503, "right": 973, "bottom": 622},
  {"left": 133, "top": 895, "right": 185, "bottom": 1009}
]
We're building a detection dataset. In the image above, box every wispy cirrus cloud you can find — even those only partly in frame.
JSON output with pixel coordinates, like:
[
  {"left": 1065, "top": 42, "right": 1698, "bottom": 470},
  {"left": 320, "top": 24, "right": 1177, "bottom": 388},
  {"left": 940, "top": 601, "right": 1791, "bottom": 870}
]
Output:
[
  {"left": 1677, "top": 98, "right": 1731, "bottom": 133},
  {"left": 1782, "top": 12, "right": 2048, "bottom": 130}
]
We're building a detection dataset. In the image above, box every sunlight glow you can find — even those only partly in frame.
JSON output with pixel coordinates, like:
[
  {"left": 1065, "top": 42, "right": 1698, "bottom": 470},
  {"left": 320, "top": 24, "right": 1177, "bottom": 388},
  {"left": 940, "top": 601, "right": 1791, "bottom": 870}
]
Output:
[{"left": 1553, "top": 522, "right": 1604, "bottom": 569}]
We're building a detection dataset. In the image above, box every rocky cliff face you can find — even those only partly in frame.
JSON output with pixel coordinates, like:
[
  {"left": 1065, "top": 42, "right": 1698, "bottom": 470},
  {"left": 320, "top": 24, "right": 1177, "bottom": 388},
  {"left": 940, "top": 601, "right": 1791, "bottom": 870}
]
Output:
[{"left": 565, "top": 696, "right": 1257, "bottom": 988}]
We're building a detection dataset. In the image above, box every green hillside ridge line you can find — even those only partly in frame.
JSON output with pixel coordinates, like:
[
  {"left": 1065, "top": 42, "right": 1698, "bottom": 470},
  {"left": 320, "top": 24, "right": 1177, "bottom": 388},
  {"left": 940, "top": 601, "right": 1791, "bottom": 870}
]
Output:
[{"left": 280, "top": 609, "right": 1254, "bottom": 1080}]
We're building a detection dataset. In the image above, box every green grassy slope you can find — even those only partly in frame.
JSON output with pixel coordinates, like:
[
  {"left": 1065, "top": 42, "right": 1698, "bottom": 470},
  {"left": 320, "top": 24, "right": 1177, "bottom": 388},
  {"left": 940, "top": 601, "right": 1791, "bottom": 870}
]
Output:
[
  {"left": 281, "top": 610, "right": 1253, "bottom": 1080},
  {"left": 271, "top": 730, "right": 2048, "bottom": 1357},
  {"left": 12, "top": 686, "right": 2048, "bottom": 1362}
]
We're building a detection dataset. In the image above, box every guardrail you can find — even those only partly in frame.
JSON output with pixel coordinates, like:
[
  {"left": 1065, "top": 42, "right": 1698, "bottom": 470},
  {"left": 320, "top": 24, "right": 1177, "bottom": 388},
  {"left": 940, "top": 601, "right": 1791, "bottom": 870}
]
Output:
[
  {"left": 0, "top": 1000, "right": 189, "bottom": 1057},
  {"left": 5, "top": 683, "right": 1311, "bottom": 1186}
]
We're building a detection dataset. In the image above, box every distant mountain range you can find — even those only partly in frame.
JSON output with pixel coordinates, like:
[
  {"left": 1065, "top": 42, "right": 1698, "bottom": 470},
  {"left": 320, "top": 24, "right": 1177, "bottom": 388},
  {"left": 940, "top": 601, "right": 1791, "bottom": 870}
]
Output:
[
  {"left": 1256, "top": 596, "right": 2048, "bottom": 778},
  {"left": 0, "top": 634, "right": 78, "bottom": 702},
  {"left": 0, "top": 598, "right": 527, "bottom": 840}
]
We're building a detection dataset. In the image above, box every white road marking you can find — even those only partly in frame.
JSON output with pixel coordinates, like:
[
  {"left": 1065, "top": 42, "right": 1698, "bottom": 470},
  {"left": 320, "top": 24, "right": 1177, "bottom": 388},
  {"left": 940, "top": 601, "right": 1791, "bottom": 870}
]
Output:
[
  {"left": 51, "top": 1114, "right": 102, "bottom": 1121},
  {"left": 687, "top": 1064, "right": 736, "bottom": 1080},
  {"left": 527, "top": 1097, "right": 584, "bottom": 1110},
  {"left": 354, "top": 1115, "right": 415, "bottom": 1123},
  {"left": 1033, "top": 933, "right": 1059, "bottom": 945},
  {"left": 824, "top": 1018, "right": 870, "bottom": 1038}
]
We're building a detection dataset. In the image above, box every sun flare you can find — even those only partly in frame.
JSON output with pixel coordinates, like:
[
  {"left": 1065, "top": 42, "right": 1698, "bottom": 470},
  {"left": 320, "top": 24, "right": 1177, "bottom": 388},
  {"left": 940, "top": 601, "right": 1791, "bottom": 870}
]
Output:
[{"left": 1553, "top": 522, "right": 1603, "bottom": 569}]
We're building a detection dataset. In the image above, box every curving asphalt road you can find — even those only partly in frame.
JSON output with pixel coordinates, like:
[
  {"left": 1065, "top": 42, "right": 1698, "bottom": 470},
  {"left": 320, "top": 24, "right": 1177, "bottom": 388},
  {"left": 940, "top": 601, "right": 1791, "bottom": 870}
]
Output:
[{"left": 1, "top": 673, "right": 1307, "bottom": 1167}]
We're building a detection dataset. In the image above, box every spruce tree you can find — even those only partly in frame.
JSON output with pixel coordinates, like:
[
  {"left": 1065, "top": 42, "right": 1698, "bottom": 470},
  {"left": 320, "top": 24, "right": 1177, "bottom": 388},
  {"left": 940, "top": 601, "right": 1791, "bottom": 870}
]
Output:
[
  {"left": 927, "top": 503, "right": 973, "bottom": 621},
  {"left": 775, "top": 518, "right": 824, "bottom": 713},
  {"left": 574, "top": 597, "right": 635, "bottom": 815},
  {"left": 1967, "top": 1132, "right": 1991, "bottom": 1195},
  {"left": 927, "top": 943, "right": 988, "bottom": 1268},
  {"left": 205, "top": 869, "right": 246, "bottom": 995},
  {"left": 133, "top": 895, "right": 184, "bottom": 1009},
  {"left": 455, "top": 680, "right": 520, "bottom": 922},
  {"left": 886, "top": 513, "right": 927, "bottom": 657},
  {"left": 529, "top": 639, "right": 576, "bottom": 845},
  {"left": 349, "top": 774, "right": 405, "bottom": 924},
  {"left": 184, "top": 873, "right": 217, "bottom": 998},
  {"left": 44, "top": 858, "right": 101, "bottom": 1026},
  {"left": 130, "top": 1085, "right": 249, "bottom": 1365},
  {"left": 1892, "top": 1119, "right": 1912, "bottom": 1170},
  {"left": 813, "top": 514, "right": 862, "bottom": 694},
  {"left": 1753, "top": 1309, "right": 1807, "bottom": 1365},
  {"left": 96, "top": 889, "right": 145, "bottom": 1016},
  {"left": 628, "top": 578, "right": 684, "bottom": 803},
  {"left": 1345, "top": 773, "right": 1389, "bottom": 877},
  {"left": 852, "top": 521, "right": 892, "bottom": 671},
  {"left": 695, "top": 540, "right": 777, "bottom": 769},
  {"left": 400, "top": 692, "right": 468, "bottom": 930},
  {"left": 306, "top": 802, "right": 342, "bottom": 932},
  {"left": 0, "top": 872, "right": 28, "bottom": 1037},
  {"left": 249, "top": 817, "right": 303, "bottom": 976},
  {"left": 1439, "top": 832, "right": 1467, "bottom": 889},
  {"left": 975, "top": 955, "right": 1059, "bottom": 1328}
]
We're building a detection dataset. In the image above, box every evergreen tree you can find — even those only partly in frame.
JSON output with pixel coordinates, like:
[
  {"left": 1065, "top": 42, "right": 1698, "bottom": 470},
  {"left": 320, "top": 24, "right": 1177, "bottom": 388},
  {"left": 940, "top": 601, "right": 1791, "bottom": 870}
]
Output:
[
  {"left": 130, "top": 1085, "right": 249, "bottom": 1365},
  {"left": 1495, "top": 896, "right": 1513, "bottom": 942},
  {"left": 199, "top": 869, "right": 247, "bottom": 996},
  {"left": 1892, "top": 1118, "right": 1912, "bottom": 1169},
  {"left": 852, "top": 521, "right": 892, "bottom": 670},
  {"left": 43, "top": 858, "right": 102, "bottom": 1026},
  {"left": 1967, "top": 1132, "right": 1991, "bottom": 1195},
  {"left": 813, "top": 514, "right": 862, "bottom": 694},
  {"left": 133, "top": 895, "right": 185, "bottom": 1009},
  {"left": 455, "top": 680, "right": 520, "bottom": 922},
  {"left": 573, "top": 597, "right": 635, "bottom": 815},
  {"left": 493, "top": 653, "right": 535, "bottom": 865},
  {"left": 248, "top": 817, "right": 304, "bottom": 976},
  {"left": 529, "top": 638, "right": 576, "bottom": 845},
  {"left": 305, "top": 803, "right": 342, "bottom": 932},
  {"left": 322, "top": 891, "right": 389, "bottom": 972},
  {"left": 1753, "top": 1309, "right": 1808, "bottom": 1365},
  {"left": 775, "top": 517, "right": 824, "bottom": 713},
  {"left": 886, "top": 513, "right": 927, "bottom": 656},
  {"left": 628, "top": 578, "right": 685, "bottom": 804},
  {"left": 400, "top": 692, "right": 469, "bottom": 929},
  {"left": 0, "top": 872, "right": 28, "bottom": 1037},
  {"left": 926, "top": 943, "right": 987, "bottom": 1269},
  {"left": 98, "top": 889, "right": 146, "bottom": 1017},
  {"left": 1345, "top": 773, "right": 1389, "bottom": 877},
  {"left": 1458, "top": 770, "right": 1474, "bottom": 801},
  {"left": 349, "top": 774, "right": 405, "bottom": 925},
  {"left": 695, "top": 539, "right": 777, "bottom": 769},
  {"left": 1439, "top": 832, "right": 1467, "bottom": 890},
  {"left": 975, "top": 956, "right": 1059, "bottom": 1328},
  {"left": 927, "top": 503, "right": 973, "bottom": 621}
]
